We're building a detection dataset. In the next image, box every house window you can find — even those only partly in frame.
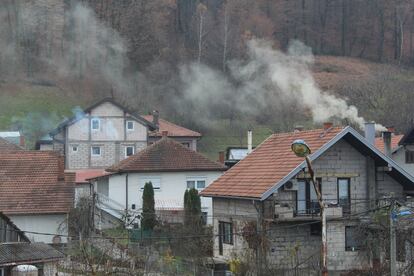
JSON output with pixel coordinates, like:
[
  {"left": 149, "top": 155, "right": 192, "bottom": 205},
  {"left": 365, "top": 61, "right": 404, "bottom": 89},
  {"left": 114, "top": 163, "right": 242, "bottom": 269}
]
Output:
[
  {"left": 125, "top": 146, "right": 134, "bottom": 157},
  {"left": 219, "top": 221, "right": 233, "bottom": 244},
  {"left": 345, "top": 226, "right": 362, "bottom": 251},
  {"left": 296, "top": 179, "right": 321, "bottom": 215},
  {"left": 187, "top": 179, "right": 206, "bottom": 190},
  {"left": 91, "top": 146, "right": 101, "bottom": 156},
  {"left": 126, "top": 121, "right": 134, "bottom": 131},
  {"left": 406, "top": 151, "right": 414, "bottom": 163},
  {"left": 72, "top": 145, "right": 78, "bottom": 152},
  {"left": 91, "top": 118, "right": 100, "bottom": 130},
  {"left": 182, "top": 142, "right": 190, "bottom": 148},
  {"left": 338, "top": 178, "right": 351, "bottom": 214},
  {"left": 310, "top": 222, "right": 322, "bottom": 236},
  {"left": 140, "top": 178, "right": 161, "bottom": 190}
]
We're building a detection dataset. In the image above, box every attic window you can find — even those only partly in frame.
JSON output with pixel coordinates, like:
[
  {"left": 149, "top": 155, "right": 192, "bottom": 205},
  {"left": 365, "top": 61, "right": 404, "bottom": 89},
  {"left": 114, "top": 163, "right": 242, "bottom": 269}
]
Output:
[
  {"left": 406, "top": 151, "right": 414, "bottom": 164},
  {"left": 91, "top": 118, "right": 100, "bottom": 131},
  {"left": 126, "top": 121, "right": 134, "bottom": 131},
  {"left": 125, "top": 146, "right": 134, "bottom": 157}
]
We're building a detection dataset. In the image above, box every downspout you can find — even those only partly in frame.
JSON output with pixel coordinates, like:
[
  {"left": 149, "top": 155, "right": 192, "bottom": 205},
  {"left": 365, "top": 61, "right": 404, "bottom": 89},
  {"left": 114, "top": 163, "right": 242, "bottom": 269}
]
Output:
[{"left": 125, "top": 173, "right": 129, "bottom": 225}]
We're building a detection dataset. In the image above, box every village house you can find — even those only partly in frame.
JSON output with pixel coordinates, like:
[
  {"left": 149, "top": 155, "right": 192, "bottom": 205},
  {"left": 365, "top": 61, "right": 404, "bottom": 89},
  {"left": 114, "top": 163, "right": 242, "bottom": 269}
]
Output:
[
  {"left": 201, "top": 123, "right": 414, "bottom": 274},
  {"left": 0, "top": 212, "right": 64, "bottom": 276},
  {"left": 42, "top": 98, "right": 201, "bottom": 170},
  {"left": 89, "top": 136, "right": 226, "bottom": 229},
  {"left": 0, "top": 151, "right": 75, "bottom": 244}
]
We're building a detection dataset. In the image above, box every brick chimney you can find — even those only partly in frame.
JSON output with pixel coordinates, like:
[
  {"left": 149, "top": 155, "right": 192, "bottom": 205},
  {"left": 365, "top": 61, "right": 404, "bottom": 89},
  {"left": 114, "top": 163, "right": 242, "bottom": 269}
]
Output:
[
  {"left": 323, "top": 122, "right": 333, "bottom": 130},
  {"left": 387, "top": 126, "right": 395, "bottom": 133},
  {"left": 161, "top": 130, "right": 168, "bottom": 137},
  {"left": 218, "top": 151, "right": 225, "bottom": 164},
  {"left": 19, "top": 135, "right": 25, "bottom": 147}
]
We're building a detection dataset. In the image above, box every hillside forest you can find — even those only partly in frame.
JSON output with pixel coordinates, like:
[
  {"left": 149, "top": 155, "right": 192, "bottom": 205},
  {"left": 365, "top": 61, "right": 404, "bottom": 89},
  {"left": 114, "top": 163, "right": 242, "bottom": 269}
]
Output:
[{"left": 2, "top": 0, "right": 414, "bottom": 156}]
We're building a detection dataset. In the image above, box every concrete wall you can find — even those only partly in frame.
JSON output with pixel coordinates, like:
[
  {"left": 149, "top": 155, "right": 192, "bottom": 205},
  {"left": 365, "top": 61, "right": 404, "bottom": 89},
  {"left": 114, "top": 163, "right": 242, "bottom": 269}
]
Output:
[
  {"left": 96, "top": 171, "right": 223, "bottom": 225},
  {"left": 9, "top": 214, "right": 68, "bottom": 243},
  {"left": 212, "top": 198, "right": 258, "bottom": 259}
]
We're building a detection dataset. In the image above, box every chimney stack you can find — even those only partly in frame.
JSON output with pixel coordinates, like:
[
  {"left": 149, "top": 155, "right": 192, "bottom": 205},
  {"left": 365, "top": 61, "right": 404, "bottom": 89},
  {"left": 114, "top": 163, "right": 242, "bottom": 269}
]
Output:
[
  {"left": 247, "top": 130, "right": 253, "bottom": 154},
  {"left": 161, "top": 130, "right": 168, "bottom": 137},
  {"left": 364, "top": 122, "right": 376, "bottom": 145},
  {"left": 19, "top": 134, "right": 25, "bottom": 147},
  {"left": 387, "top": 126, "right": 395, "bottom": 133},
  {"left": 218, "top": 151, "right": 225, "bottom": 164},
  {"left": 383, "top": 131, "right": 392, "bottom": 157},
  {"left": 152, "top": 110, "right": 159, "bottom": 127},
  {"left": 323, "top": 122, "right": 333, "bottom": 130}
]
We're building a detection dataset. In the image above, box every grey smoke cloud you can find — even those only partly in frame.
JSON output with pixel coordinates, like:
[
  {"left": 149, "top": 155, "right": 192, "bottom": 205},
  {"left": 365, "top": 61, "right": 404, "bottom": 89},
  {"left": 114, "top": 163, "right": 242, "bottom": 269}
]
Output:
[{"left": 179, "top": 39, "right": 384, "bottom": 131}]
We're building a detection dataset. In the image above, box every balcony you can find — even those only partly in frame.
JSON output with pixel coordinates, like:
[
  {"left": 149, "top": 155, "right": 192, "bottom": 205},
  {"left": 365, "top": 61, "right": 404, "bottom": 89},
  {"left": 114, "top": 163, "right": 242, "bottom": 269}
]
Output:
[{"left": 274, "top": 201, "right": 345, "bottom": 222}]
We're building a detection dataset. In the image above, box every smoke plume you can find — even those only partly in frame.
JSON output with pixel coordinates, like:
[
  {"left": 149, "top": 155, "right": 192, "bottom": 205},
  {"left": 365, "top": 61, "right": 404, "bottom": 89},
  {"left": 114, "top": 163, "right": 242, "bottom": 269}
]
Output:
[{"left": 179, "top": 39, "right": 384, "bottom": 131}]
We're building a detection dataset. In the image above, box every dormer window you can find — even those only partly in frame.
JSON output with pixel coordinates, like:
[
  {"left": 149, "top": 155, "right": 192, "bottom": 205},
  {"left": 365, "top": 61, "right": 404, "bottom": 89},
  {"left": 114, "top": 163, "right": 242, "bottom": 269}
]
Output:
[
  {"left": 126, "top": 121, "right": 134, "bottom": 131},
  {"left": 91, "top": 118, "right": 100, "bottom": 131}
]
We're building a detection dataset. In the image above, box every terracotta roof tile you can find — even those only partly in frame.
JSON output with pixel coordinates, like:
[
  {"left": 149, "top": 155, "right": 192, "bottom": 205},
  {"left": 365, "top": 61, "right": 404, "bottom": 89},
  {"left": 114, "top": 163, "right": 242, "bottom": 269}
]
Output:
[
  {"left": 0, "top": 137, "right": 23, "bottom": 152},
  {"left": 107, "top": 137, "right": 226, "bottom": 173},
  {"left": 68, "top": 169, "right": 110, "bottom": 184},
  {"left": 374, "top": 134, "right": 403, "bottom": 153},
  {"left": 0, "top": 151, "right": 74, "bottom": 215},
  {"left": 143, "top": 115, "right": 201, "bottom": 137},
  {"left": 201, "top": 127, "right": 344, "bottom": 199}
]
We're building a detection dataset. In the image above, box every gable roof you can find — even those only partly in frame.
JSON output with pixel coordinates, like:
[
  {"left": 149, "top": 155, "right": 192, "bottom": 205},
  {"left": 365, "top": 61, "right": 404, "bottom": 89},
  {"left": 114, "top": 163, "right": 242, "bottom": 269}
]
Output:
[
  {"left": 375, "top": 134, "right": 403, "bottom": 153},
  {"left": 201, "top": 126, "right": 414, "bottom": 200},
  {"left": 0, "top": 242, "right": 64, "bottom": 266},
  {"left": 143, "top": 115, "right": 201, "bottom": 138},
  {"left": 106, "top": 137, "right": 226, "bottom": 173},
  {"left": 49, "top": 98, "right": 156, "bottom": 136},
  {"left": 0, "top": 137, "right": 23, "bottom": 152},
  {"left": 0, "top": 151, "right": 74, "bottom": 214}
]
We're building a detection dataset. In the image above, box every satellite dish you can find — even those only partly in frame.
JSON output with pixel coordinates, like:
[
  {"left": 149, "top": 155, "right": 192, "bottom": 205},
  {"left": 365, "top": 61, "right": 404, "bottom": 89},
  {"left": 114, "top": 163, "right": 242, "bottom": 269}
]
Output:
[{"left": 285, "top": 181, "right": 293, "bottom": 189}]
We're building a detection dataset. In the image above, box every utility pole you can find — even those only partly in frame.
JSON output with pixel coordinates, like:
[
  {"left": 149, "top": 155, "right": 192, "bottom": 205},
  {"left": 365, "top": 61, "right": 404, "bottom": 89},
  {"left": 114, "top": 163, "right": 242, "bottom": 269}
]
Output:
[
  {"left": 292, "top": 140, "right": 328, "bottom": 276},
  {"left": 390, "top": 200, "right": 396, "bottom": 276},
  {"left": 306, "top": 156, "right": 328, "bottom": 276}
]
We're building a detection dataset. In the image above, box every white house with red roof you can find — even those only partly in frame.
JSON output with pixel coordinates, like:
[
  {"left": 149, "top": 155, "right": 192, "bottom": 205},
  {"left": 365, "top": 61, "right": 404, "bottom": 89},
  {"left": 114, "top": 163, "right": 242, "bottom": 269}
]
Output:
[
  {"left": 201, "top": 123, "right": 414, "bottom": 274},
  {"left": 0, "top": 151, "right": 74, "bottom": 244},
  {"left": 89, "top": 136, "right": 226, "bottom": 229}
]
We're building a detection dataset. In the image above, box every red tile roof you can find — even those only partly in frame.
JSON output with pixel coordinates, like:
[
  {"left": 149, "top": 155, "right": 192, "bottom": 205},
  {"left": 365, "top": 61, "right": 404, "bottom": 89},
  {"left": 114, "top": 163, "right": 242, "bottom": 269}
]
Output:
[
  {"left": 0, "top": 151, "right": 74, "bottom": 215},
  {"left": 201, "top": 127, "right": 344, "bottom": 199},
  {"left": 107, "top": 137, "right": 226, "bottom": 173},
  {"left": 0, "top": 137, "right": 23, "bottom": 152},
  {"left": 143, "top": 115, "right": 201, "bottom": 137},
  {"left": 68, "top": 169, "right": 110, "bottom": 184},
  {"left": 375, "top": 134, "right": 403, "bottom": 153}
]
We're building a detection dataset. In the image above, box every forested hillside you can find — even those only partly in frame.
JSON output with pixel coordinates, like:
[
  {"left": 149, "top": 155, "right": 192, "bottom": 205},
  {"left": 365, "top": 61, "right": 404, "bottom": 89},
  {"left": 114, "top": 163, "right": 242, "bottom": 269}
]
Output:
[{"left": 2, "top": 0, "right": 414, "bottom": 153}]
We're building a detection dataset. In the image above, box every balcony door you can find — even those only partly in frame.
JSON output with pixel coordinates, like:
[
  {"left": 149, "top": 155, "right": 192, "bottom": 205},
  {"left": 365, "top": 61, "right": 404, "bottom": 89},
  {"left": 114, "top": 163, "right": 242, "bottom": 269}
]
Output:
[{"left": 297, "top": 179, "right": 321, "bottom": 215}]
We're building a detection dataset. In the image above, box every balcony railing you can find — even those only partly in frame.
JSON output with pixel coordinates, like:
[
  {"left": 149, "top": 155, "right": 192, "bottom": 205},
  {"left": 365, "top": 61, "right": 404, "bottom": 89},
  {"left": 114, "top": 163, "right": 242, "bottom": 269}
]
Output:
[{"left": 274, "top": 200, "right": 348, "bottom": 221}]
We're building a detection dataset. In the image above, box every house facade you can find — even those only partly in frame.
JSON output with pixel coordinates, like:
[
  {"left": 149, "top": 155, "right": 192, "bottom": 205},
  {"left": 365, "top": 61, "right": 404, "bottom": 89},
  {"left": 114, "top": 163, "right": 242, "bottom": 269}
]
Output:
[
  {"left": 45, "top": 98, "right": 201, "bottom": 170},
  {"left": 0, "top": 151, "right": 74, "bottom": 244},
  {"left": 89, "top": 137, "right": 226, "bottom": 229},
  {"left": 0, "top": 213, "right": 64, "bottom": 276},
  {"left": 201, "top": 124, "right": 414, "bottom": 274}
]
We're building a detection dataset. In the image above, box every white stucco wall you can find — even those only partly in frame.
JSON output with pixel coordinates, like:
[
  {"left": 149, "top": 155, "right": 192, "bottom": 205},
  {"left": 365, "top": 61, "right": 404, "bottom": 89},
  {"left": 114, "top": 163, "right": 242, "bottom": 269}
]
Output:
[
  {"left": 8, "top": 214, "right": 68, "bottom": 243},
  {"left": 96, "top": 171, "right": 223, "bottom": 224},
  {"left": 392, "top": 146, "right": 414, "bottom": 177}
]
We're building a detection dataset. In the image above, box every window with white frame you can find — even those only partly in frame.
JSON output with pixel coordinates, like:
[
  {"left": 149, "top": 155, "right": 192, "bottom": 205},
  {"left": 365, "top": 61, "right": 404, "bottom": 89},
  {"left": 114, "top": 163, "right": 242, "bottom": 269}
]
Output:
[
  {"left": 126, "top": 120, "right": 134, "bottom": 131},
  {"left": 125, "top": 146, "right": 134, "bottom": 157},
  {"left": 91, "top": 118, "right": 100, "bottom": 131},
  {"left": 91, "top": 146, "right": 101, "bottom": 156},
  {"left": 187, "top": 178, "right": 206, "bottom": 190},
  {"left": 139, "top": 177, "right": 161, "bottom": 190}
]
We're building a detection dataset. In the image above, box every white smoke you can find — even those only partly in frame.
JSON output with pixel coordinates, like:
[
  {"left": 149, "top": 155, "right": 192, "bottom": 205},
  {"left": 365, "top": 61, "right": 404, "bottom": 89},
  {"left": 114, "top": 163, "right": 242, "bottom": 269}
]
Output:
[{"left": 179, "top": 39, "right": 384, "bottom": 131}]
